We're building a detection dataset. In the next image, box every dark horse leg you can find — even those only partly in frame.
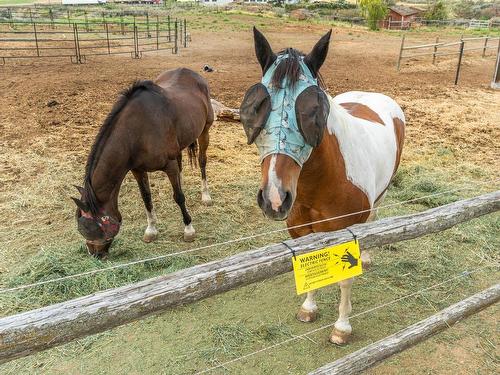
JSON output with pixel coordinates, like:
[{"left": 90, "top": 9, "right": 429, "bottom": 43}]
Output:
[
  {"left": 198, "top": 126, "right": 212, "bottom": 205},
  {"left": 165, "top": 159, "right": 195, "bottom": 242},
  {"left": 132, "top": 170, "right": 158, "bottom": 243}
]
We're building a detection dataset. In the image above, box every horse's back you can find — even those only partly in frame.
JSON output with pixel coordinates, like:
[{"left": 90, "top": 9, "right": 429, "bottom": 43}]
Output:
[
  {"left": 333, "top": 91, "right": 405, "bottom": 126},
  {"left": 327, "top": 91, "right": 405, "bottom": 206}
]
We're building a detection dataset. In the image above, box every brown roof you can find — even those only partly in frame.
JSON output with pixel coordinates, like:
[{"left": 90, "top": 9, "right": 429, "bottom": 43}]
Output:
[{"left": 389, "top": 5, "right": 423, "bottom": 16}]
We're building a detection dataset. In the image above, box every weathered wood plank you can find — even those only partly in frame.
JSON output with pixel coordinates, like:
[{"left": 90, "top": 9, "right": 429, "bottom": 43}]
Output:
[
  {"left": 211, "top": 99, "right": 240, "bottom": 122},
  {"left": 309, "top": 283, "right": 500, "bottom": 375},
  {"left": 0, "top": 191, "right": 498, "bottom": 364}
]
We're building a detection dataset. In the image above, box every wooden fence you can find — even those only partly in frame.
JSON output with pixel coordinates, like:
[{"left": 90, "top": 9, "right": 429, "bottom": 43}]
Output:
[
  {"left": 0, "top": 191, "right": 498, "bottom": 364},
  {"left": 397, "top": 35, "right": 500, "bottom": 84},
  {"left": 309, "top": 283, "right": 500, "bottom": 374}
]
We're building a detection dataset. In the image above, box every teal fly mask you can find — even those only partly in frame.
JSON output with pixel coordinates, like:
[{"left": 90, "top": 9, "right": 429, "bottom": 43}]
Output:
[{"left": 240, "top": 52, "right": 330, "bottom": 167}]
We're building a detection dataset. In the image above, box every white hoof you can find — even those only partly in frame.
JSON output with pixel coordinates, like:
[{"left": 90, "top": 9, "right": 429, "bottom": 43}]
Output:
[
  {"left": 183, "top": 224, "right": 196, "bottom": 242},
  {"left": 201, "top": 191, "right": 212, "bottom": 206},
  {"left": 329, "top": 328, "right": 351, "bottom": 345},
  {"left": 143, "top": 227, "right": 158, "bottom": 243},
  {"left": 361, "top": 251, "right": 372, "bottom": 269},
  {"left": 296, "top": 307, "right": 318, "bottom": 323},
  {"left": 330, "top": 321, "right": 352, "bottom": 345}
]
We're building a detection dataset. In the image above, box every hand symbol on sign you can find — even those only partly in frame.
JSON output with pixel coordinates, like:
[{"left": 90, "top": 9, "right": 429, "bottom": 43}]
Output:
[{"left": 341, "top": 250, "right": 358, "bottom": 269}]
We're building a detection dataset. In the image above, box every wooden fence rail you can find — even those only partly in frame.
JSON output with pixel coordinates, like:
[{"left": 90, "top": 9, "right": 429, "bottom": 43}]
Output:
[
  {"left": 0, "top": 191, "right": 498, "bottom": 364},
  {"left": 309, "top": 283, "right": 500, "bottom": 375},
  {"left": 396, "top": 35, "right": 500, "bottom": 81}
]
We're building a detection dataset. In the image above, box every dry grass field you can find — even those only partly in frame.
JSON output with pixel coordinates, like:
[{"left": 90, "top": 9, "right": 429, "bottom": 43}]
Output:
[{"left": 0, "top": 9, "right": 499, "bottom": 374}]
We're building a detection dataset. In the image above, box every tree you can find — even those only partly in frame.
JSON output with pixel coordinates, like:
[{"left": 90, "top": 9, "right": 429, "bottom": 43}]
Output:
[
  {"left": 453, "top": 0, "right": 481, "bottom": 19},
  {"left": 359, "top": 0, "right": 388, "bottom": 30},
  {"left": 424, "top": 0, "right": 449, "bottom": 20}
]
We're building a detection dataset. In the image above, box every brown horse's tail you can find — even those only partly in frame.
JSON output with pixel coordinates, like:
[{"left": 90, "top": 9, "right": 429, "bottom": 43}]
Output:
[{"left": 187, "top": 141, "right": 198, "bottom": 168}]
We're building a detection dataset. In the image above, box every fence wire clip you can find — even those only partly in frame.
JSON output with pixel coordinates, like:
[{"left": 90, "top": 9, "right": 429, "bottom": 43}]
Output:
[
  {"left": 346, "top": 228, "right": 358, "bottom": 244},
  {"left": 282, "top": 242, "right": 297, "bottom": 261}
]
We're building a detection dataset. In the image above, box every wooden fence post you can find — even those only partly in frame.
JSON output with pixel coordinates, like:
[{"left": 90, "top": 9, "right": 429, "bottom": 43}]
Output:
[
  {"left": 455, "top": 40, "right": 465, "bottom": 85},
  {"left": 491, "top": 38, "right": 500, "bottom": 89},
  {"left": 397, "top": 35, "right": 405, "bottom": 71},
  {"left": 482, "top": 36, "right": 488, "bottom": 58},
  {"left": 432, "top": 36, "right": 439, "bottom": 64}
]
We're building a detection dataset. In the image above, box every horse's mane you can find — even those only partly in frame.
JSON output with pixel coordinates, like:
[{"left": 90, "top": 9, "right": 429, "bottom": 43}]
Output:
[
  {"left": 271, "top": 48, "right": 326, "bottom": 90},
  {"left": 83, "top": 80, "right": 162, "bottom": 215}
]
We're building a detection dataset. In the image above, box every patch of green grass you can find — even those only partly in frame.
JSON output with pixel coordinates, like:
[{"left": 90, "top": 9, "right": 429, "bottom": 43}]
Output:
[{"left": 0, "top": 243, "right": 195, "bottom": 316}]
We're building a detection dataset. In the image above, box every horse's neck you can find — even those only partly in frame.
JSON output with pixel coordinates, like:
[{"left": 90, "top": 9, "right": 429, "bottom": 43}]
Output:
[
  {"left": 90, "top": 140, "right": 129, "bottom": 215},
  {"left": 296, "top": 96, "right": 352, "bottom": 206}
]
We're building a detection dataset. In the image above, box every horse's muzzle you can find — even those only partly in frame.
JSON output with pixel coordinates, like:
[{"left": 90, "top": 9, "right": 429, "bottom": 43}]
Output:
[
  {"left": 257, "top": 188, "right": 293, "bottom": 221},
  {"left": 86, "top": 239, "right": 113, "bottom": 259}
]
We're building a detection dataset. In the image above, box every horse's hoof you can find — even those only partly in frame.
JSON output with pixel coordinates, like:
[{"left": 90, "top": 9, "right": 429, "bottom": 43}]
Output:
[
  {"left": 296, "top": 307, "right": 318, "bottom": 323},
  {"left": 183, "top": 224, "right": 196, "bottom": 242},
  {"left": 329, "top": 328, "right": 351, "bottom": 346},
  {"left": 361, "top": 251, "right": 372, "bottom": 269},
  {"left": 202, "top": 193, "right": 212, "bottom": 206},
  {"left": 143, "top": 229, "right": 158, "bottom": 243}
]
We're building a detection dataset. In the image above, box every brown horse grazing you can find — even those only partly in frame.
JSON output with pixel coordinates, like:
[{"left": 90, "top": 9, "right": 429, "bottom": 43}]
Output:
[
  {"left": 240, "top": 28, "right": 405, "bottom": 344},
  {"left": 72, "top": 68, "right": 214, "bottom": 258}
]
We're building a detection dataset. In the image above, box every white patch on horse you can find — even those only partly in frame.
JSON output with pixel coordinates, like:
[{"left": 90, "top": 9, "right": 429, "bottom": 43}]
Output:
[
  {"left": 326, "top": 91, "right": 404, "bottom": 206},
  {"left": 267, "top": 154, "right": 283, "bottom": 212},
  {"left": 301, "top": 291, "right": 318, "bottom": 312}
]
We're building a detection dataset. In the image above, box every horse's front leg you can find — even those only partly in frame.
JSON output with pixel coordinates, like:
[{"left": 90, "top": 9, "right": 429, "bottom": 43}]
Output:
[
  {"left": 330, "top": 277, "right": 353, "bottom": 345},
  {"left": 132, "top": 170, "right": 158, "bottom": 243},
  {"left": 165, "top": 159, "right": 195, "bottom": 242}
]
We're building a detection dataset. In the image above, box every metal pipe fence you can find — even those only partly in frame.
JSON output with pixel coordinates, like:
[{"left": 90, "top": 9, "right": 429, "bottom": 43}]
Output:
[{"left": 0, "top": 17, "right": 188, "bottom": 64}]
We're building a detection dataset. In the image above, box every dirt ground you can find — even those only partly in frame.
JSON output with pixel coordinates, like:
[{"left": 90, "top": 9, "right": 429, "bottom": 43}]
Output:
[{"left": 0, "top": 16, "right": 499, "bottom": 374}]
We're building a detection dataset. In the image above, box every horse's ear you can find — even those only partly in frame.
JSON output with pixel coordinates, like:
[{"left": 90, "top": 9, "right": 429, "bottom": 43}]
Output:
[
  {"left": 240, "top": 83, "right": 271, "bottom": 145},
  {"left": 253, "top": 27, "right": 276, "bottom": 73},
  {"left": 304, "top": 30, "right": 332, "bottom": 77},
  {"left": 295, "top": 86, "right": 330, "bottom": 147},
  {"left": 73, "top": 185, "right": 85, "bottom": 196},
  {"left": 72, "top": 197, "right": 90, "bottom": 213}
]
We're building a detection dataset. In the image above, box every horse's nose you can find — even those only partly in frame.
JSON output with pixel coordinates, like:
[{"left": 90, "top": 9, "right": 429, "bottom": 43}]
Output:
[
  {"left": 86, "top": 240, "right": 112, "bottom": 259},
  {"left": 257, "top": 188, "right": 293, "bottom": 221}
]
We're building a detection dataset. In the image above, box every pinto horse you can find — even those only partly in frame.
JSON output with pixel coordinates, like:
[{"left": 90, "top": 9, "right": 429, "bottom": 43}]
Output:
[
  {"left": 240, "top": 28, "right": 405, "bottom": 344},
  {"left": 72, "top": 68, "right": 214, "bottom": 258}
]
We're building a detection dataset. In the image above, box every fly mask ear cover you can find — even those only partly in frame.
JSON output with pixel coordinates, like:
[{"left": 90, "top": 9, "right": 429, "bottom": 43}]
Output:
[
  {"left": 295, "top": 86, "right": 330, "bottom": 148},
  {"left": 253, "top": 54, "right": 327, "bottom": 167},
  {"left": 240, "top": 83, "right": 272, "bottom": 145}
]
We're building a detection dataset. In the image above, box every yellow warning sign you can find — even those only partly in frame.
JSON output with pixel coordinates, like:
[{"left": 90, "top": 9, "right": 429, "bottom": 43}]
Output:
[{"left": 292, "top": 240, "right": 362, "bottom": 295}]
